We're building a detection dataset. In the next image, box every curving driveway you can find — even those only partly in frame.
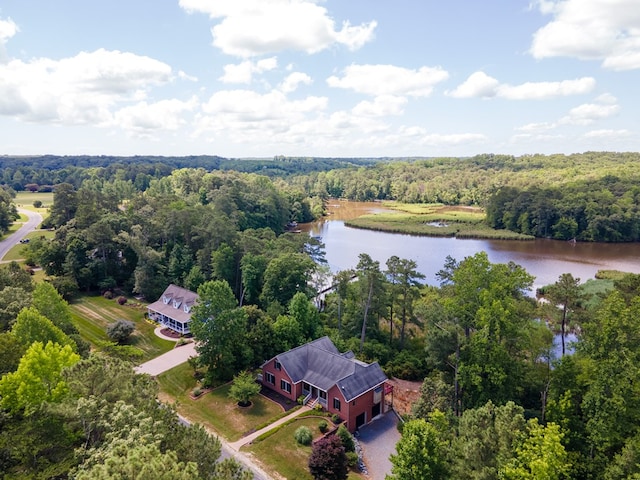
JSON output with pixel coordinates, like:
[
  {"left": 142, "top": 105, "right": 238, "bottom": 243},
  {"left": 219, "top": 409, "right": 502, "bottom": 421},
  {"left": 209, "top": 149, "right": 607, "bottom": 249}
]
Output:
[{"left": 0, "top": 208, "right": 43, "bottom": 262}]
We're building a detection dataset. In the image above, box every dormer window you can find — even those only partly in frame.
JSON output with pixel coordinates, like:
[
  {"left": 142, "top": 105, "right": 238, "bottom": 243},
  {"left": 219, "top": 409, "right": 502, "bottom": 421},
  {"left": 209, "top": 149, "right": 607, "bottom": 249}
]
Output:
[
  {"left": 184, "top": 305, "right": 190, "bottom": 313},
  {"left": 173, "top": 300, "right": 182, "bottom": 309},
  {"left": 163, "top": 295, "right": 170, "bottom": 304}
]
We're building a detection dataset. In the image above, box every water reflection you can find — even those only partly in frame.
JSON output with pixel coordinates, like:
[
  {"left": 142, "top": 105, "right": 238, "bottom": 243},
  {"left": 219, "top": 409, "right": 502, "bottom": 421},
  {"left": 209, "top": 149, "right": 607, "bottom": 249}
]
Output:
[{"left": 301, "top": 201, "right": 640, "bottom": 289}]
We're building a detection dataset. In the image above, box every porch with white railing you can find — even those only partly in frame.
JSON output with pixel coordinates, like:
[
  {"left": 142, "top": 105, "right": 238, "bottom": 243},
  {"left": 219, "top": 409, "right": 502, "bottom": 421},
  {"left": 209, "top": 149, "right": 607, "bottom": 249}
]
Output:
[{"left": 302, "top": 382, "right": 328, "bottom": 408}]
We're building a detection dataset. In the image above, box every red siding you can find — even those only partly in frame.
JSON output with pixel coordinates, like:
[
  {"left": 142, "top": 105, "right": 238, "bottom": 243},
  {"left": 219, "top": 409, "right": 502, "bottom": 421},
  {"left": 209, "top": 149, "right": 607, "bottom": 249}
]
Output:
[
  {"left": 326, "top": 384, "right": 386, "bottom": 433},
  {"left": 261, "top": 360, "right": 298, "bottom": 403}
]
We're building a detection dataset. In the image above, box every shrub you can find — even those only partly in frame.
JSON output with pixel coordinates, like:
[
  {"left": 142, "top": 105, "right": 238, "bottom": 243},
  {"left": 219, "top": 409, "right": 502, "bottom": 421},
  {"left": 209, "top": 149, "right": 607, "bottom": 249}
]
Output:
[
  {"left": 318, "top": 420, "right": 328, "bottom": 433},
  {"left": 103, "top": 290, "right": 113, "bottom": 299},
  {"left": 117, "top": 296, "right": 127, "bottom": 305},
  {"left": 193, "top": 387, "right": 202, "bottom": 397},
  {"left": 294, "top": 426, "right": 313, "bottom": 446},
  {"left": 331, "top": 413, "right": 342, "bottom": 424},
  {"left": 298, "top": 395, "right": 306, "bottom": 405},
  {"left": 336, "top": 424, "right": 355, "bottom": 452},
  {"left": 314, "top": 403, "right": 323, "bottom": 412},
  {"left": 345, "top": 451, "right": 359, "bottom": 468},
  {"left": 106, "top": 319, "right": 135, "bottom": 344},
  {"left": 33, "top": 200, "right": 43, "bottom": 208}
]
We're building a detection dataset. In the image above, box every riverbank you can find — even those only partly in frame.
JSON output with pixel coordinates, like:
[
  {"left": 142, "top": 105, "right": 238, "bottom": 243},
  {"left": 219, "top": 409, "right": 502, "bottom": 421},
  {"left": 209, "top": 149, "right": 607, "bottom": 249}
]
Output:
[{"left": 344, "top": 203, "right": 534, "bottom": 241}]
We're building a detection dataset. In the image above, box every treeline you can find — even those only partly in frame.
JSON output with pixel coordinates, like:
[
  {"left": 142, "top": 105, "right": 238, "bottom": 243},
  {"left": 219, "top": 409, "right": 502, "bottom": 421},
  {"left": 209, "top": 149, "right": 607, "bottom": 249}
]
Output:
[
  {"left": 486, "top": 176, "right": 640, "bottom": 242},
  {"left": 0, "top": 154, "right": 378, "bottom": 191},
  {"left": 23, "top": 168, "right": 323, "bottom": 302},
  {"left": 289, "top": 152, "right": 640, "bottom": 205}
]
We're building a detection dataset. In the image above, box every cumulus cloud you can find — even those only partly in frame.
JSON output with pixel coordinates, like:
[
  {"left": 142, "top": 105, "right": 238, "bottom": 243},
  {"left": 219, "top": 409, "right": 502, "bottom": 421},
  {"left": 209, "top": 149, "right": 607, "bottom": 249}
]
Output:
[
  {"left": 0, "top": 48, "right": 172, "bottom": 125},
  {"left": 279, "top": 72, "right": 312, "bottom": 93},
  {"left": 327, "top": 64, "right": 449, "bottom": 97},
  {"left": 447, "top": 71, "right": 500, "bottom": 98},
  {"left": 179, "top": 0, "right": 376, "bottom": 57},
  {"left": 583, "top": 128, "right": 631, "bottom": 139},
  {"left": 114, "top": 97, "right": 197, "bottom": 137},
  {"left": 219, "top": 57, "right": 277, "bottom": 84},
  {"left": 560, "top": 94, "right": 620, "bottom": 125},
  {"left": 530, "top": 0, "right": 640, "bottom": 70},
  {"left": 352, "top": 95, "right": 407, "bottom": 117},
  {"left": 449, "top": 71, "right": 595, "bottom": 99},
  {"left": 0, "top": 17, "right": 18, "bottom": 62}
]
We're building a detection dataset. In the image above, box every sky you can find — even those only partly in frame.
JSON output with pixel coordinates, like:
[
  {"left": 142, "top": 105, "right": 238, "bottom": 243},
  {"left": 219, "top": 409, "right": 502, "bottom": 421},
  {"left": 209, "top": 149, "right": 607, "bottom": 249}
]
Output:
[{"left": 0, "top": 0, "right": 639, "bottom": 158}]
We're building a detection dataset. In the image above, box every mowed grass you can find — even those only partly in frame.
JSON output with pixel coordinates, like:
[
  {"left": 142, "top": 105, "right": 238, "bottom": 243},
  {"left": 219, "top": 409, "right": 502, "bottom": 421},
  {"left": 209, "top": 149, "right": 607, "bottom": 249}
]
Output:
[
  {"left": 69, "top": 294, "right": 174, "bottom": 362},
  {"left": 245, "top": 417, "right": 365, "bottom": 480},
  {"left": 157, "top": 363, "right": 284, "bottom": 442},
  {"left": 14, "top": 191, "right": 54, "bottom": 212}
]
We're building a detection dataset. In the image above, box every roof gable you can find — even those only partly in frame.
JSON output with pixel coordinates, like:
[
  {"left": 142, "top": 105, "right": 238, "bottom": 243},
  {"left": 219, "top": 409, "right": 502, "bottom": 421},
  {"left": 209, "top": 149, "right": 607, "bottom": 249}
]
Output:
[{"left": 274, "top": 336, "right": 387, "bottom": 401}]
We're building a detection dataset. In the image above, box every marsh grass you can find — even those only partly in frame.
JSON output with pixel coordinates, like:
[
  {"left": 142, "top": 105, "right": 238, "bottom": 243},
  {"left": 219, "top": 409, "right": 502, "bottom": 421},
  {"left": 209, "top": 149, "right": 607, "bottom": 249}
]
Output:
[{"left": 346, "top": 204, "right": 533, "bottom": 240}]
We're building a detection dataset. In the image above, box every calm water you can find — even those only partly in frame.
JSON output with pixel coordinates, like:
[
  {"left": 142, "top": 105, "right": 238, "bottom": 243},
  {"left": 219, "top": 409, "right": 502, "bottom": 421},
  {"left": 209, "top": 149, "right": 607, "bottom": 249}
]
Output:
[{"left": 301, "top": 201, "right": 640, "bottom": 291}]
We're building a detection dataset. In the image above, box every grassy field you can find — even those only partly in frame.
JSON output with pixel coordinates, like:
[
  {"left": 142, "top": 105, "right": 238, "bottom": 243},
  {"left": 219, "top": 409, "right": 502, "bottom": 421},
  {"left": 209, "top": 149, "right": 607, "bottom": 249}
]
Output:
[
  {"left": 14, "top": 191, "right": 54, "bottom": 212},
  {"left": 245, "top": 416, "right": 365, "bottom": 480},
  {"left": 157, "top": 364, "right": 285, "bottom": 441},
  {"left": 346, "top": 204, "right": 534, "bottom": 240},
  {"left": 69, "top": 294, "right": 174, "bottom": 362}
]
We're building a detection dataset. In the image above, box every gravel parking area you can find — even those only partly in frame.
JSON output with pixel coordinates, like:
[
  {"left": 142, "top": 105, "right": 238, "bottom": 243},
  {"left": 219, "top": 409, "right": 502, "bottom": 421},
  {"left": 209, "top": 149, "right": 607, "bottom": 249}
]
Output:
[{"left": 356, "top": 411, "right": 401, "bottom": 480}]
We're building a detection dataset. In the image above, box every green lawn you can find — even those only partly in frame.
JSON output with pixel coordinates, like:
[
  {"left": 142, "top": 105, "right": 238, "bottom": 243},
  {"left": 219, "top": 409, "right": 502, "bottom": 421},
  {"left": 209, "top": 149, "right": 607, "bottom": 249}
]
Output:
[
  {"left": 69, "top": 294, "right": 174, "bottom": 362},
  {"left": 245, "top": 416, "right": 365, "bottom": 480},
  {"left": 14, "top": 191, "right": 54, "bottom": 211},
  {"left": 157, "top": 363, "right": 284, "bottom": 442}
]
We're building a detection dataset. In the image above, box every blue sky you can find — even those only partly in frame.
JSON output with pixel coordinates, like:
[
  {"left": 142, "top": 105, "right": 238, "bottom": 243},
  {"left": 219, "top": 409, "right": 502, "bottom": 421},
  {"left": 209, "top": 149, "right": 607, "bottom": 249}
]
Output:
[{"left": 0, "top": 0, "right": 638, "bottom": 158}]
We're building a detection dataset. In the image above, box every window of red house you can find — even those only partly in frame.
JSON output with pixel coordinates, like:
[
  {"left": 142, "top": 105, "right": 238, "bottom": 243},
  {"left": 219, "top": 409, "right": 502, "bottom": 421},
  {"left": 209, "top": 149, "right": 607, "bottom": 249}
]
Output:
[{"left": 333, "top": 398, "right": 341, "bottom": 411}]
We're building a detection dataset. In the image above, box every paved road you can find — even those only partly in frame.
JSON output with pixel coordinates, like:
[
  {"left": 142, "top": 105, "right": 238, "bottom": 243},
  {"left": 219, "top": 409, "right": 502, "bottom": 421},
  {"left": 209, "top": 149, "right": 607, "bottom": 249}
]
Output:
[{"left": 0, "top": 208, "right": 43, "bottom": 261}]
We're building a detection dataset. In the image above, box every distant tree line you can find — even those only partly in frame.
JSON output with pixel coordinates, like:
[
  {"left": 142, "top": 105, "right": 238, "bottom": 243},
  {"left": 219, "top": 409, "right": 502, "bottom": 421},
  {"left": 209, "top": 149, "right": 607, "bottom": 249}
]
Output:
[{"left": 486, "top": 176, "right": 640, "bottom": 242}]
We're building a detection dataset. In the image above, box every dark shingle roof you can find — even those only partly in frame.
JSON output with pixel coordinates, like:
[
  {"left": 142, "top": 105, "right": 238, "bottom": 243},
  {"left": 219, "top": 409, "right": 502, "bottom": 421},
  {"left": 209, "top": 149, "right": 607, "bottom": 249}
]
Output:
[{"left": 275, "top": 337, "right": 387, "bottom": 402}]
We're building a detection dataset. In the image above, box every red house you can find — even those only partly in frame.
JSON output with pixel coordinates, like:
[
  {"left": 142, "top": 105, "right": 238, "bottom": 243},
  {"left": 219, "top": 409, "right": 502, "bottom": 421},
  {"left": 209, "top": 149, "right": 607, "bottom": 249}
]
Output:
[{"left": 261, "top": 337, "right": 388, "bottom": 432}]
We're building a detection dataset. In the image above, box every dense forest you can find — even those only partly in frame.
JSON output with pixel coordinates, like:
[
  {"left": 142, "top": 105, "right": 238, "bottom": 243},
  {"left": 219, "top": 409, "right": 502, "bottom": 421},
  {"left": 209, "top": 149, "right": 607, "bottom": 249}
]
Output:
[{"left": 2, "top": 153, "right": 640, "bottom": 478}]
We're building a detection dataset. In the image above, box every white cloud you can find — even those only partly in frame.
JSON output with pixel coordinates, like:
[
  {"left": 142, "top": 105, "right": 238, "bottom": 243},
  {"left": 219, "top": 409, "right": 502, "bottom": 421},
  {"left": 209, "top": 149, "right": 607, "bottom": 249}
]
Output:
[
  {"left": 0, "top": 17, "right": 18, "bottom": 43},
  {"left": 352, "top": 95, "right": 407, "bottom": 117},
  {"left": 279, "top": 72, "right": 312, "bottom": 93},
  {"left": 560, "top": 94, "right": 620, "bottom": 125},
  {"left": 449, "top": 72, "right": 595, "bottom": 100},
  {"left": 531, "top": 0, "right": 640, "bottom": 70},
  {"left": 447, "top": 71, "right": 500, "bottom": 98},
  {"left": 114, "top": 98, "right": 197, "bottom": 137},
  {"left": 219, "top": 57, "right": 278, "bottom": 84},
  {"left": 583, "top": 128, "right": 631, "bottom": 139},
  {"left": 0, "top": 49, "right": 172, "bottom": 125},
  {"left": 179, "top": 0, "right": 376, "bottom": 58},
  {"left": 516, "top": 122, "right": 557, "bottom": 132},
  {"left": 498, "top": 77, "right": 595, "bottom": 99},
  {"left": 327, "top": 64, "right": 449, "bottom": 97},
  {"left": 0, "top": 17, "right": 18, "bottom": 62}
]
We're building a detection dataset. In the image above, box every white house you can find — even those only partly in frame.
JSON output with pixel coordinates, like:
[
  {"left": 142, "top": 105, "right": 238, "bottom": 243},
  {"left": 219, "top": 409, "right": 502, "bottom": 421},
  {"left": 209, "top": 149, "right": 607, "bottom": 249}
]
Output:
[{"left": 147, "top": 284, "right": 198, "bottom": 335}]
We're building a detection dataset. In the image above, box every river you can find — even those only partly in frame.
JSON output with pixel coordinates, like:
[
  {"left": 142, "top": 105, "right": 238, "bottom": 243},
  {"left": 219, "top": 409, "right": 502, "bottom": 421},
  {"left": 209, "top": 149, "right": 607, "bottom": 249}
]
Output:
[{"left": 300, "top": 201, "right": 640, "bottom": 292}]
